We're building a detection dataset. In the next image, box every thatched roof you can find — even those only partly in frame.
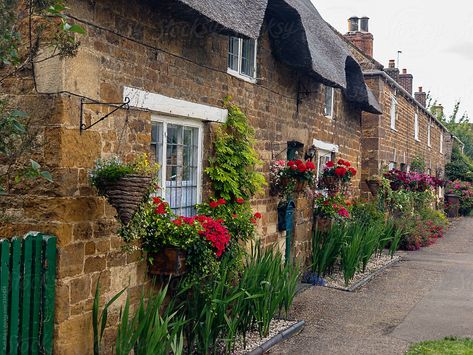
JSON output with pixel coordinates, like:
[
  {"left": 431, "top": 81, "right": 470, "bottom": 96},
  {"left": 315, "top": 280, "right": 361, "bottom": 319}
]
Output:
[
  {"left": 175, "top": 0, "right": 381, "bottom": 114},
  {"left": 177, "top": 0, "right": 268, "bottom": 39}
]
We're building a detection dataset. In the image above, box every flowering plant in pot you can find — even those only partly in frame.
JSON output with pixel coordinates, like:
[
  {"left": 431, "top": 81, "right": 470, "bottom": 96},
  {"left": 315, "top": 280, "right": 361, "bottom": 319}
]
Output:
[
  {"left": 89, "top": 154, "right": 159, "bottom": 224},
  {"left": 319, "top": 159, "right": 357, "bottom": 191},
  {"left": 445, "top": 180, "right": 473, "bottom": 216},
  {"left": 269, "top": 159, "right": 316, "bottom": 197},
  {"left": 125, "top": 196, "right": 231, "bottom": 278}
]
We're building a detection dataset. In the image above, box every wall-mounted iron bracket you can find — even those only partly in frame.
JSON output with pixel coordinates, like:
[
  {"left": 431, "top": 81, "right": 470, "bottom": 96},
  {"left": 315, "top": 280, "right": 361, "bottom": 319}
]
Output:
[{"left": 80, "top": 97, "right": 130, "bottom": 134}]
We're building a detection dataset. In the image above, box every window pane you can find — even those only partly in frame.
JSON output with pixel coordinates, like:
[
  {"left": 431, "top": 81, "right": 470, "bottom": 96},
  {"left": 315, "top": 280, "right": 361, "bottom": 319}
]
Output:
[
  {"left": 150, "top": 122, "right": 164, "bottom": 186},
  {"left": 324, "top": 87, "right": 333, "bottom": 117},
  {"left": 164, "top": 123, "right": 199, "bottom": 217},
  {"left": 241, "top": 38, "right": 255, "bottom": 77},
  {"left": 228, "top": 37, "right": 240, "bottom": 72}
]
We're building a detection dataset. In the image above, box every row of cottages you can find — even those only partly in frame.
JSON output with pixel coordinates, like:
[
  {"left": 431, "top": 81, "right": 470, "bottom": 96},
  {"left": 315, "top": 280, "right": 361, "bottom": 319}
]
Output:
[
  {"left": 0, "top": 0, "right": 457, "bottom": 353},
  {"left": 340, "top": 17, "right": 462, "bottom": 196}
]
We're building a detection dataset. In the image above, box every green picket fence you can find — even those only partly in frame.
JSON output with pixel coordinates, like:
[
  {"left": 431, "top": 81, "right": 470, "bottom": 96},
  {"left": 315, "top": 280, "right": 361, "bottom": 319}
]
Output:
[{"left": 0, "top": 232, "right": 57, "bottom": 355}]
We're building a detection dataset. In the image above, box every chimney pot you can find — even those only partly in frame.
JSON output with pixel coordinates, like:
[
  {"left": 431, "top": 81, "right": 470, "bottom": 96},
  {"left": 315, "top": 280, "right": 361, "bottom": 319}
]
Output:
[
  {"left": 418, "top": 86, "right": 423, "bottom": 92},
  {"left": 402, "top": 68, "right": 407, "bottom": 74},
  {"left": 348, "top": 16, "right": 359, "bottom": 32},
  {"left": 360, "top": 17, "right": 369, "bottom": 32},
  {"left": 388, "top": 59, "right": 396, "bottom": 68}
]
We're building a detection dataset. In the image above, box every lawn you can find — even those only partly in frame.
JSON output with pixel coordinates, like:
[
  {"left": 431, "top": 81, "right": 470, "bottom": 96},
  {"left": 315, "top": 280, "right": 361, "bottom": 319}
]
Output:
[{"left": 407, "top": 337, "right": 473, "bottom": 354}]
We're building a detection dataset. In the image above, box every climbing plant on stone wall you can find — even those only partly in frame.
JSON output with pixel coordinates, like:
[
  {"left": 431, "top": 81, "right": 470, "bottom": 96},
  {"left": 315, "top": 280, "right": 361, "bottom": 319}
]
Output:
[{"left": 206, "top": 97, "right": 266, "bottom": 200}]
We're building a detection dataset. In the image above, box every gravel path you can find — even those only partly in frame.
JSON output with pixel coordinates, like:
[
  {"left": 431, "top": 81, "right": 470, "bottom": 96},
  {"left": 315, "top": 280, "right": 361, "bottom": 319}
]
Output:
[{"left": 269, "top": 217, "right": 473, "bottom": 355}]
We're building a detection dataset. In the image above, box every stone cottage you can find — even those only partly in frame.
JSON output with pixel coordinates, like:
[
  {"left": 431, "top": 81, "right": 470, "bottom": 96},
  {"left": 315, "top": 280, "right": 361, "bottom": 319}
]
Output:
[
  {"left": 12, "top": 1, "right": 468, "bottom": 354},
  {"left": 341, "top": 17, "right": 458, "bottom": 196}
]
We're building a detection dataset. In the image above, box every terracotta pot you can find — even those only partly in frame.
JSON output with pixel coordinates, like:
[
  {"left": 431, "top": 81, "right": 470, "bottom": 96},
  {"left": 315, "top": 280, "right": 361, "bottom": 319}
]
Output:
[
  {"left": 100, "top": 174, "right": 153, "bottom": 224},
  {"left": 148, "top": 247, "right": 186, "bottom": 277},
  {"left": 445, "top": 194, "right": 460, "bottom": 218},
  {"left": 314, "top": 216, "right": 333, "bottom": 233},
  {"left": 366, "top": 179, "right": 381, "bottom": 197}
]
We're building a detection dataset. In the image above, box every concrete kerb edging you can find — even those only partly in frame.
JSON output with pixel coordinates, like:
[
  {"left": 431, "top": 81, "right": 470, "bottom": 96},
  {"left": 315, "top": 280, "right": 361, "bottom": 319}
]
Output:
[
  {"left": 245, "top": 320, "right": 305, "bottom": 355},
  {"left": 325, "top": 256, "right": 402, "bottom": 292}
]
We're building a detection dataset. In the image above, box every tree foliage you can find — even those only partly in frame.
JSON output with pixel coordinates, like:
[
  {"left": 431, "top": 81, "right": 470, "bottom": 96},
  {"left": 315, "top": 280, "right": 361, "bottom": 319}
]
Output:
[{"left": 205, "top": 98, "right": 266, "bottom": 200}]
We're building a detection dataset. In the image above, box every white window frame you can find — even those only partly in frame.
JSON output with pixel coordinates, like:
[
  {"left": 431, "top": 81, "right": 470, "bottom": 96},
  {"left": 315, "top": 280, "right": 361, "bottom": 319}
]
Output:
[
  {"left": 227, "top": 37, "right": 257, "bottom": 84},
  {"left": 440, "top": 131, "right": 444, "bottom": 154},
  {"left": 414, "top": 113, "right": 419, "bottom": 141},
  {"left": 427, "top": 121, "right": 432, "bottom": 147},
  {"left": 324, "top": 86, "right": 335, "bottom": 118},
  {"left": 151, "top": 115, "right": 204, "bottom": 214},
  {"left": 390, "top": 95, "right": 397, "bottom": 130},
  {"left": 316, "top": 149, "right": 333, "bottom": 181}
]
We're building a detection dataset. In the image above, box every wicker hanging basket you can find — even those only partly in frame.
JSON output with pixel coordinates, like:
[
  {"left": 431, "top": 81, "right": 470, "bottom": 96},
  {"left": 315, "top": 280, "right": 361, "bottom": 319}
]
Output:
[{"left": 100, "top": 174, "right": 153, "bottom": 224}]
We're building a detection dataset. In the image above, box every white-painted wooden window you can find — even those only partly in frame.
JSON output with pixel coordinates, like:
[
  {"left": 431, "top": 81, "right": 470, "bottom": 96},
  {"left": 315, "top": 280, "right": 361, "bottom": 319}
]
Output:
[
  {"left": 151, "top": 116, "right": 203, "bottom": 217},
  {"left": 414, "top": 113, "right": 419, "bottom": 141},
  {"left": 390, "top": 96, "right": 397, "bottom": 130},
  {"left": 427, "top": 122, "right": 431, "bottom": 147},
  {"left": 227, "top": 37, "right": 257, "bottom": 82},
  {"left": 316, "top": 149, "right": 332, "bottom": 181},
  {"left": 440, "top": 132, "right": 443, "bottom": 153},
  {"left": 324, "top": 86, "right": 334, "bottom": 118}
]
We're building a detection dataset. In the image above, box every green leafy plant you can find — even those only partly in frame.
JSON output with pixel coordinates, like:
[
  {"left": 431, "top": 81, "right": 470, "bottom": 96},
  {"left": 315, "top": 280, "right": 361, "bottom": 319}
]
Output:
[
  {"left": 410, "top": 155, "right": 426, "bottom": 173},
  {"left": 92, "top": 279, "right": 185, "bottom": 355},
  {"left": 89, "top": 154, "right": 159, "bottom": 192},
  {"left": 205, "top": 98, "right": 266, "bottom": 200}
]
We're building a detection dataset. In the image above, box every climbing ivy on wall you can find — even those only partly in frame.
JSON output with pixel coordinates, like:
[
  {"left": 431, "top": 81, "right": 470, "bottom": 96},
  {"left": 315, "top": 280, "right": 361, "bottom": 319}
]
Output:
[{"left": 206, "top": 98, "right": 266, "bottom": 200}]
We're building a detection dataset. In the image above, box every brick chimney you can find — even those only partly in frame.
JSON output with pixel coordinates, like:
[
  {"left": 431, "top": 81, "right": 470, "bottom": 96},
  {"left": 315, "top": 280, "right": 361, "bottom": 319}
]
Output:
[
  {"left": 384, "top": 60, "right": 399, "bottom": 81},
  {"left": 414, "top": 86, "right": 427, "bottom": 107},
  {"left": 398, "top": 68, "right": 413, "bottom": 94},
  {"left": 344, "top": 16, "right": 374, "bottom": 57}
]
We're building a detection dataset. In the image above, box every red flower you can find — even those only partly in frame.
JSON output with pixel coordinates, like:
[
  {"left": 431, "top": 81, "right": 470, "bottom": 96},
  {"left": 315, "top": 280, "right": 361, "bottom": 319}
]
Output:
[
  {"left": 152, "top": 197, "right": 162, "bottom": 204},
  {"left": 295, "top": 160, "right": 303, "bottom": 166},
  {"left": 232, "top": 214, "right": 238, "bottom": 218},
  {"left": 287, "top": 161, "right": 296, "bottom": 167},
  {"left": 290, "top": 165, "right": 297, "bottom": 171},
  {"left": 254, "top": 212, "right": 262, "bottom": 219},
  {"left": 155, "top": 203, "right": 167, "bottom": 215},
  {"left": 343, "top": 161, "right": 351, "bottom": 167},
  {"left": 250, "top": 218, "right": 257, "bottom": 224},
  {"left": 209, "top": 201, "right": 219, "bottom": 208},
  {"left": 326, "top": 161, "right": 335, "bottom": 168},
  {"left": 236, "top": 197, "right": 245, "bottom": 204},
  {"left": 217, "top": 198, "right": 226, "bottom": 205},
  {"left": 172, "top": 219, "right": 182, "bottom": 226},
  {"left": 298, "top": 164, "right": 306, "bottom": 172},
  {"left": 335, "top": 167, "right": 347, "bottom": 177},
  {"left": 306, "top": 161, "right": 316, "bottom": 170},
  {"left": 337, "top": 159, "right": 345, "bottom": 166},
  {"left": 337, "top": 207, "right": 350, "bottom": 218},
  {"left": 348, "top": 167, "right": 357, "bottom": 176}
]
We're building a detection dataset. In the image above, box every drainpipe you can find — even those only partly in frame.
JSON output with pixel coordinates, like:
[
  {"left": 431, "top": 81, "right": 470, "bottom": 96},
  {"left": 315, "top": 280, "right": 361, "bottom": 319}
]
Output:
[{"left": 285, "top": 199, "right": 296, "bottom": 264}]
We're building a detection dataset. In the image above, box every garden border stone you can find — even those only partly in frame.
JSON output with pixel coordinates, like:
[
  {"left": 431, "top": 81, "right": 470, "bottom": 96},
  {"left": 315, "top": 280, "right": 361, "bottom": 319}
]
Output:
[
  {"left": 245, "top": 320, "right": 305, "bottom": 355},
  {"left": 325, "top": 256, "right": 402, "bottom": 292}
]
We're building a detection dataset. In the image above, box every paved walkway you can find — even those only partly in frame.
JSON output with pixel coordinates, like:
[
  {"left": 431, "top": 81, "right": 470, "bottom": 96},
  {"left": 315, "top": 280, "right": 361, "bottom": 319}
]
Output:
[{"left": 270, "top": 217, "right": 473, "bottom": 355}]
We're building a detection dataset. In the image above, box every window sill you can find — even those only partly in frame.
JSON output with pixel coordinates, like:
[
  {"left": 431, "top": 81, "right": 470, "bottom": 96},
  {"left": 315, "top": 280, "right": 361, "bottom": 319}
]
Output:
[
  {"left": 415, "top": 138, "right": 420, "bottom": 142},
  {"left": 227, "top": 68, "right": 257, "bottom": 84},
  {"left": 324, "top": 114, "right": 333, "bottom": 119},
  {"left": 390, "top": 127, "right": 398, "bottom": 132}
]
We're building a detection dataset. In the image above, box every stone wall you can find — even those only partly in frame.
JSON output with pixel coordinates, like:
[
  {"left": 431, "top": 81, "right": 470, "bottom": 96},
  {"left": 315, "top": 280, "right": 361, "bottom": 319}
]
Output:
[
  {"left": 361, "top": 74, "right": 450, "bottom": 195},
  {"left": 1, "top": 0, "right": 365, "bottom": 353}
]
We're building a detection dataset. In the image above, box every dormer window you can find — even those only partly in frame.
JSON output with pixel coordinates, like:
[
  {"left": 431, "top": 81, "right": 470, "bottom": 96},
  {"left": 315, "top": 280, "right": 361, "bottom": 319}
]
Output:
[{"left": 227, "top": 37, "right": 257, "bottom": 82}]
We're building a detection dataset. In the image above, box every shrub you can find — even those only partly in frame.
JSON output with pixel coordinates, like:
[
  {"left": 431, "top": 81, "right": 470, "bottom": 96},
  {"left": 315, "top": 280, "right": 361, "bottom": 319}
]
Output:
[{"left": 446, "top": 180, "right": 473, "bottom": 215}]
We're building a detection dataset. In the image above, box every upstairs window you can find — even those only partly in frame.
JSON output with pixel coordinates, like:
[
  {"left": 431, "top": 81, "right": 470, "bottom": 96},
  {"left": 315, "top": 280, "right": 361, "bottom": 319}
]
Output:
[
  {"left": 427, "top": 122, "right": 431, "bottom": 147},
  {"left": 324, "top": 86, "right": 334, "bottom": 118},
  {"left": 414, "top": 113, "right": 419, "bottom": 141},
  {"left": 390, "top": 96, "right": 397, "bottom": 130},
  {"left": 228, "top": 37, "right": 257, "bottom": 82}
]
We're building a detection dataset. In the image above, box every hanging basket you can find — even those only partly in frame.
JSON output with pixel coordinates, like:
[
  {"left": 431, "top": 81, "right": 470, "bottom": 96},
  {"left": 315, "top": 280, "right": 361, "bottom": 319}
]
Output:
[
  {"left": 366, "top": 179, "right": 381, "bottom": 196},
  {"left": 100, "top": 174, "right": 153, "bottom": 224},
  {"left": 148, "top": 247, "right": 187, "bottom": 277},
  {"left": 321, "top": 176, "right": 340, "bottom": 193}
]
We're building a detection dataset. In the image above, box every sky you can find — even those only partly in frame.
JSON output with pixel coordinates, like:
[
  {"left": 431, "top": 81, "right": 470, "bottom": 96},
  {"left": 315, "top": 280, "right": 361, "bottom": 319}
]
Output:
[{"left": 312, "top": 0, "right": 473, "bottom": 120}]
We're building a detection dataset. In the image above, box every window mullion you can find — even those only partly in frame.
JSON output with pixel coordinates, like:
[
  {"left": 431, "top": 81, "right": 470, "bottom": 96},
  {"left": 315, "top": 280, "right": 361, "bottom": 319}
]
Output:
[
  {"left": 162, "top": 122, "right": 168, "bottom": 198},
  {"left": 238, "top": 38, "right": 242, "bottom": 75}
]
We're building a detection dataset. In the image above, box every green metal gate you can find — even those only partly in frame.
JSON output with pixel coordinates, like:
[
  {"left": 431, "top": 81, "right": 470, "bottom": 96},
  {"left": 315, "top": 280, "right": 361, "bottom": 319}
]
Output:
[{"left": 0, "top": 232, "right": 57, "bottom": 355}]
